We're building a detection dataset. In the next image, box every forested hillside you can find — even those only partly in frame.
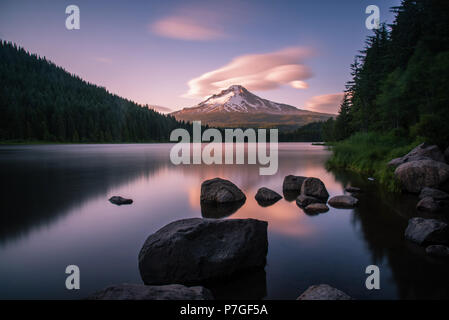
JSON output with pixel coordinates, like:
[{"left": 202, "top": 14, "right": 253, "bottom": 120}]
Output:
[
  {"left": 325, "top": 0, "right": 449, "bottom": 146},
  {"left": 325, "top": 0, "right": 449, "bottom": 189},
  {"left": 0, "top": 41, "right": 191, "bottom": 142}
]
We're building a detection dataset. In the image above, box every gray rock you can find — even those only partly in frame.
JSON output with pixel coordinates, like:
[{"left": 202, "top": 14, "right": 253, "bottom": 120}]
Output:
[
  {"left": 297, "top": 284, "right": 352, "bottom": 300},
  {"left": 200, "top": 178, "right": 246, "bottom": 204},
  {"left": 445, "top": 146, "right": 449, "bottom": 163},
  {"left": 255, "top": 187, "right": 282, "bottom": 205},
  {"left": 394, "top": 160, "right": 449, "bottom": 193},
  {"left": 87, "top": 283, "right": 213, "bottom": 300},
  {"left": 419, "top": 187, "right": 449, "bottom": 200},
  {"left": 425, "top": 245, "right": 449, "bottom": 258},
  {"left": 109, "top": 196, "right": 133, "bottom": 205},
  {"left": 296, "top": 194, "right": 321, "bottom": 207},
  {"left": 138, "top": 218, "right": 268, "bottom": 285},
  {"left": 345, "top": 186, "right": 362, "bottom": 193},
  {"left": 404, "top": 217, "right": 449, "bottom": 245},
  {"left": 301, "top": 177, "right": 329, "bottom": 201},
  {"left": 388, "top": 143, "right": 445, "bottom": 168},
  {"left": 417, "top": 197, "right": 441, "bottom": 213},
  {"left": 304, "top": 203, "right": 329, "bottom": 214},
  {"left": 283, "top": 175, "right": 307, "bottom": 192},
  {"left": 328, "top": 195, "right": 359, "bottom": 208}
]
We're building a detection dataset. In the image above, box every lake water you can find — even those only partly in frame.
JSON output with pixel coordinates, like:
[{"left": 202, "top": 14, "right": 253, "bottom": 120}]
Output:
[{"left": 0, "top": 143, "right": 448, "bottom": 300}]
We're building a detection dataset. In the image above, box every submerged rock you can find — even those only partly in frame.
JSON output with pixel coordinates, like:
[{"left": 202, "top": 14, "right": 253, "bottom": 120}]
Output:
[
  {"left": 417, "top": 197, "right": 441, "bottom": 213},
  {"left": 87, "top": 283, "right": 213, "bottom": 300},
  {"left": 419, "top": 187, "right": 449, "bottom": 200},
  {"left": 200, "top": 178, "right": 246, "bottom": 204},
  {"left": 138, "top": 218, "right": 268, "bottom": 285},
  {"left": 328, "top": 195, "right": 359, "bottom": 208},
  {"left": 283, "top": 175, "right": 307, "bottom": 192},
  {"left": 297, "top": 284, "right": 352, "bottom": 300},
  {"left": 255, "top": 187, "right": 282, "bottom": 206},
  {"left": 300, "top": 177, "right": 329, "bottom": 201},
  {"left": 394, "top": 160, "right": 449, "bottom": 193},
  {"left": 304, "top": 203, "right": 329, "bottom": 214},
  {"left": 388, "top": 143, "right": 445, "bottom": 168},
  {"left": 425, "top": 245, "right": 449, "bottom": 258},
  {"left": 404, "top": 217, "right": 449, "bottom": 245},
  {"left": 296, "top": 194, "right": 321, "bottom": 207},
  {"left": 109, "top": 196, "right": 133, "bottom": 205}
]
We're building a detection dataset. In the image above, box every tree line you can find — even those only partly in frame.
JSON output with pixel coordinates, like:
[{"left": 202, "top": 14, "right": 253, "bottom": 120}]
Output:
[
  {"left": 323, "top": 0, "right": 449, "bottom": 148},
  {"left": 0, "top": 40, "right": 195, "bottom": 143}
]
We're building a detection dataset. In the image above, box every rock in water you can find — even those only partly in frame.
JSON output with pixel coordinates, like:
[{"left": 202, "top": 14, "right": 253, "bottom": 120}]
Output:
[
  {"left": 296, "top": 194, "right": 321, "bottom": 207},
  {"left": 300, "top": 177, "right": 329, "bottom": 201},
  {"left": 303, "top": 203, "right": 329, "bottom": 214},
  {"left": 388, "top": 143, "right": 445, "bottom": 168},
  {"left": 255, "top": 187, "right": 282, "bottom": 206},
  {"left": 417, "top": 197, "right": 441, "bottom": 213},
  {"left": 109, "top": 196, "right": 133, "bottom": 205},
  {"left": 404, "top": 217, "right": 449, "bottom": 245},
  {"left": 87, "top": 283, "right": 213, "bottom": 300},
  {"left": 328, "top": 195, "right": 359, "bottom": 208},
  {"left": 200, "top": 178, "right": 246, "bottom": 204},
  {"left": 282, "top": 175, "right": 307, "bottom": 192},
  {"left": 394, "top": 160, "right": 449, "bottom": 193},
  {"left": 445, "top": 146, "right": 449, "bottom": 163},
  {"left": 425, "top": 245, "right": 449, "bottom": 258},
  {"left": 419, "top": 187, "right": 449, "bottom": 200},
  {"left": 297, "top": 284, "right": 352, "bottom": 300},
  {"left": 138, "top": 218, "right": 268, "bottom": 285},
  {"left": 345, "top": 186, "right": 362, "bottom": 193}
]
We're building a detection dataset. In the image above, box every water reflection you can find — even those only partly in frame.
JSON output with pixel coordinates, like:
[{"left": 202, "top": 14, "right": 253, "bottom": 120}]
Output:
[{"left": 0, "top": 143, "right": 448, "bottom": 299}]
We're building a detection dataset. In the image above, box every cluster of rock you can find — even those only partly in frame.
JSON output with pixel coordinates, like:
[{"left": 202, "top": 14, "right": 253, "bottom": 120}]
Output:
[
  {"left": 282, "top": 175, "right": 359, "bottom": 214},
  {"left": 389, "top": 144, "right": 449, "bottom": 258}
]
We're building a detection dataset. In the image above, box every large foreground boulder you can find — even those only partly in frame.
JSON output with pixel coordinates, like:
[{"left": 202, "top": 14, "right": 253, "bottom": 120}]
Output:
[
  {"left": 200, "top": 178, "right": 246, "bottom": 204},
  {"left": 87, "top": 283, "right": 213, "bottom": 300},
  {"left": 328, "top": 195, "right": 359, "bottom": 208},
  {"left": 297, "top": 284, "right": 352, "bottom": 300},
  {"left": 394, "top": 160, "right": 449, "bottom": 193},
  {"left": 388, "top": 143, "right": 445, "bottom": 168},
  {"left": 404, "top": 217, "right": 449, "bottom": 245},
  {"left": 283, "top": 175, "right": 307, "bottom": 192},
  {"left": 138, "top": 218, "right": 268, "bottom": 285},
  {"left": 255, "top": 187, "right": 282, "bottom": 206},
  {"left": 301, "top": 177, "right": 329, "bottom": 201}
]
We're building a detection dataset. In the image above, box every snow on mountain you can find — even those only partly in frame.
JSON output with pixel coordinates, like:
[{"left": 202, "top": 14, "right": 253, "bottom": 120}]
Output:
[{"left": 184, "top": 85, "right": 299, "bottom": 114}]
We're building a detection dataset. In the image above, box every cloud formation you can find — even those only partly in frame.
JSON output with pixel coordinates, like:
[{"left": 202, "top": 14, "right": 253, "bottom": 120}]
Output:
[
  {"left": 150, "top": 9, "right": 226, "bottom": 41},
  {"left": 184, "top": 47, "right": 314, "bottom": 98},
  {"left": 304, "top": 93, "right": 344, "bottom": 114}
]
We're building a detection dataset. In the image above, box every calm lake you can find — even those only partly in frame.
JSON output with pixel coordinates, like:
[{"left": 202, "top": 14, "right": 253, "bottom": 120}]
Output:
[{"left": 0, "top": 143, "right": 448, "bottom": 299}]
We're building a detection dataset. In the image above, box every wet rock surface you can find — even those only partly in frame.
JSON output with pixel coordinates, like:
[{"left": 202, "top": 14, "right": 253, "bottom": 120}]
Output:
[{"left": 297, "top": 284, "right": 352, "bottom": 300}]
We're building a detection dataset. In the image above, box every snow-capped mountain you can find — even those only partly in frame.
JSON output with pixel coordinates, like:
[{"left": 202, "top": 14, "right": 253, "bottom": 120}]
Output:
[
  {"left": 186, "top": 85, "right": 299, "bottom": 114},
  {"left": 171, "top": 85, "right": 334, "bottom": 130}
]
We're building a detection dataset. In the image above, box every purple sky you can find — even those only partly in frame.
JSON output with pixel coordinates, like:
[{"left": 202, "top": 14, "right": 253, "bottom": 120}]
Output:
[{"left": 0, "top": 0, "right": 400, "bottom": 113}]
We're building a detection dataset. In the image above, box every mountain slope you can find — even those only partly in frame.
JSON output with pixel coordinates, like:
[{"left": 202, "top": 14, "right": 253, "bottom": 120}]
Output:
[
  {"left": 0, "top": 41, "right": 189, "bottom": 142},
  {"left": 172, "top": 85, "right": 334, "bottom": 130}
]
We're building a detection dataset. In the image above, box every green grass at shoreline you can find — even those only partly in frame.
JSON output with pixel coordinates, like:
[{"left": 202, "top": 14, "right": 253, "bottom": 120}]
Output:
[{"left": 326, "top": 132, "right": 422, "bottom": 192}]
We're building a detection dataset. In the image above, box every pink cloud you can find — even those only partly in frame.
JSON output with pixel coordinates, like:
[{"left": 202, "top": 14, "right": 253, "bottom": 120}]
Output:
[
  {"left": 184, "top": 47, "right": 314, "bottom": 98},
  {"left": 150, "top": 9, "right": 227, "bottom": 41},
  {"left": 304, "top": 93, "right": 344, "bottom": 114}
]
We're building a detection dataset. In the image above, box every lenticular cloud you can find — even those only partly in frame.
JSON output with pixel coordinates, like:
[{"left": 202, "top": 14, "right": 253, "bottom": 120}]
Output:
[{"left": 184, "top": 47, "right": 314, "bottom": 98}]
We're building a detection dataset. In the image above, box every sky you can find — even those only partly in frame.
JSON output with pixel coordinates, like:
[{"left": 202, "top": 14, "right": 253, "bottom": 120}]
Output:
[{"left": 0, "top": 0, "right": 401, "bottom": 114}]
